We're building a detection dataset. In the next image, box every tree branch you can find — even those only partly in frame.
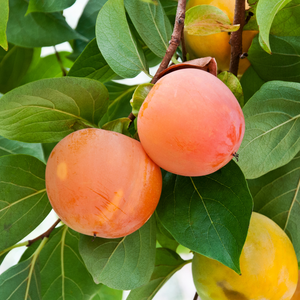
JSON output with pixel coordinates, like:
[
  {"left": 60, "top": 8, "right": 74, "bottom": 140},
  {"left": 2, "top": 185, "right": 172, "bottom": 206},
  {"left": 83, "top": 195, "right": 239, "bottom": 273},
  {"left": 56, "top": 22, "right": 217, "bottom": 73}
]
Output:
[
  {"left": 151, "top": 0, "right": 187, "bottom": 84},
  {"left": 229, "top": 0, "right": 246, "bottom": 76},
  {"left": 128, "top": 0, "right": 187, "bottom": 124},
  {"left": 27, "top": 218, "right": 61, "bottom": 247}
]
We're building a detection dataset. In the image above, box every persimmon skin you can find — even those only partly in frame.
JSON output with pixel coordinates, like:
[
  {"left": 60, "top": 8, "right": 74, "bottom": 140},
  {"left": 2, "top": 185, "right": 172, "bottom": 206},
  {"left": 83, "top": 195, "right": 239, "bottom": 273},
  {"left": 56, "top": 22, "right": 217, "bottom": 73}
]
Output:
[
  {"left": 137, "top": 68, "right": 245, "bottom": 177},
  {"left": 192, "top": 212, "right": 299, "bottom": 300},
  {"left": 291, "top": 271, "right": 300, "bottom": 300},
  {"left": 45, "top": 128, "right": 162, "bottom": 238},
  {"left": 185, "top": 0, "right": 258, "bottom": 75}
]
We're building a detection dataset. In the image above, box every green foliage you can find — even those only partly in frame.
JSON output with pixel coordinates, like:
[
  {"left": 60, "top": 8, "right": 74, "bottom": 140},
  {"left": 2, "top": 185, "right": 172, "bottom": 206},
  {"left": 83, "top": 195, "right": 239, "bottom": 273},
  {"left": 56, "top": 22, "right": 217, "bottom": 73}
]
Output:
[
  {"left": 0, "top": 77, "right": 109, "bottom": 142},
  {"left": 26, "top": 0, "right": 76, "bottom": 14},
  {"left": 124, "top": 0, "right": 172, "bottom": 58},
  {"left": 0, "top": 155, "right": 51, "bottom": 252},
  {"left": 0, "top": 0, "right": 300, "bottom": 299},
  {"left": 238, "top": 81, "right": 300, "bottom": 179},
  {"left": 248, "top": 151, "right": 300, "bottom": 263},
  {"left": 96, "top": 0, "right": 148, "bottom": 78},
  {"left": 7, "top": 0, "right": 86, "bottom": 48},
  {"left": 156, "top": 161, "right": 253, "bottom": 273},
  {"left": 0, "top": 0, "right": 8, "bottom": 50},
  {"left": 185, "top": 5, "right": 239, "bottom": 35},
  {"left": 79, "top": 217, "right": 156, "bottom": 290}
]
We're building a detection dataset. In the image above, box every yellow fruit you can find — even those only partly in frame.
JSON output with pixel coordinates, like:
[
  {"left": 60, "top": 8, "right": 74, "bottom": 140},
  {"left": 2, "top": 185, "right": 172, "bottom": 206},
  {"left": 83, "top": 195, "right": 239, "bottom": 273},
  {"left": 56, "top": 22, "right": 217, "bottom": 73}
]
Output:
[
  {"left": 185, "top": 0, "right": 258, "bottom": 74},
  {"left": 291, "top": 270, "right": 300, "bottom": 299},
  {"left": 192, "top": 212, "right": 298, "bottom": 300}
]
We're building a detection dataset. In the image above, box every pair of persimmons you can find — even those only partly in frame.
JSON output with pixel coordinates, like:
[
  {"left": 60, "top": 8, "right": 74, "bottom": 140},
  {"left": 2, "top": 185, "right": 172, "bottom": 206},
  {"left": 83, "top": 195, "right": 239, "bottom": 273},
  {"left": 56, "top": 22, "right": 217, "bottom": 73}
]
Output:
[{"left": 46, "top": 68, "right": 299, "bottom": 299}]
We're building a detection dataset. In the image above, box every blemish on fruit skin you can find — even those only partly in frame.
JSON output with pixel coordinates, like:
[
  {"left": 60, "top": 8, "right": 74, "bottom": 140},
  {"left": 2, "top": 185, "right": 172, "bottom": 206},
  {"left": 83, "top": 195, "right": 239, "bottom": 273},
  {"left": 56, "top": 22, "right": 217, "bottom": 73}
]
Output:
[
  {"left": 139, "top": 102, "right": 148, "bottom": 118},
  {"left": 57, "top": 162, "right": 67, "bottom": 180},
  {"left": 217, "top": 282, "right": 249, "bottom": 300}
]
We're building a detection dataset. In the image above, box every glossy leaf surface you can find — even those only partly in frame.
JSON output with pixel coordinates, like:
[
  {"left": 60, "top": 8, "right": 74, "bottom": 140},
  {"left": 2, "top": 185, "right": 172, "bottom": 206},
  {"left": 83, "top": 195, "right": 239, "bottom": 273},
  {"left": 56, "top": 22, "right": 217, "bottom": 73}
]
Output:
[
  {"left": 68, "top": 38, "right": 115, "bottom": 82},
  {"left": 248, "top": 151, "right": 300, "bottom": 263},
  {"left": 238, "top": 81, "right": 300, "bottom": 179},
  {"left": 0, "top": 77, "right": 109, "bottom": 143},
  {"left": 185, "top": 5, "right": 239, "bottom": 36},
  {"left": 7, "top": 0, "right": 85, "bottom": 47},
  {"left": 256, "top": 0, "right": 292, "bottom": 53},
  {"left": 0, "top": 155, "right": 51, "bottom": 252},
  {"left": 96, "top": 0, "right": 148, "bottom": 78},
  {"left": 127, "top": 248, "right": 188, "bottom": 300},
  {"left": 79, "top": 217, "right": 156, "bottom": 290},
  {"left": 124, "top": 0, "right": 172, "bottom": 57},
  {"left": 156, "top": 161, "right": 253, "bottom": 273}
]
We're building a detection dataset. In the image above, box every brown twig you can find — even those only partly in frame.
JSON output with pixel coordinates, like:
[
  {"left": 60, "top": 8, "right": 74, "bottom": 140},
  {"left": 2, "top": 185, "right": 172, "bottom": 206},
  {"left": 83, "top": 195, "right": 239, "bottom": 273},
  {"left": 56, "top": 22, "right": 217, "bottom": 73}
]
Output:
[
  {"left": 27, "top": 218, "right": 61, "bottom": 247},
  {"left": 54, "top": 46, "right": 67, "bottom": 76},
  {"left": 128, "top": 0, "right": 187, "bottom": 124},
  {"left": 229, "top": 0, "right": 246, "bottom": 76},
  {"left": 181, "top": 26, "right": 187, "bottom": 62},
  {"left": 193, "top": 292, "right": 200, "bottom": 300},
  {"left": 151, "top": 0, "right": 187, "bottom": 84}
]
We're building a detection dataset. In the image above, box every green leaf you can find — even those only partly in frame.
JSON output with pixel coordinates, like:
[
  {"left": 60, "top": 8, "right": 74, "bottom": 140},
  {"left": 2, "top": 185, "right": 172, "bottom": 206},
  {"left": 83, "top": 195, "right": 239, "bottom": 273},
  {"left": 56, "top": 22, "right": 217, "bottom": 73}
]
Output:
[
  {"left": 79, "top": 216, "right": 156, "bottom": 290},
  {"left": 0, "top": 252, "right": 42, "bottom": 299},
  {"left": 101, "top": 117, "right": 131, "bottom": 135},
  {"left": 0, "top": 155, "right": 51, "bottom": 252},
  {"left": 7, "top": 0, "right": 86, "bottom": 48},
  {"left": 124, "top": 0, "right": 172, "bottom": 58},
  {"left": 217, "top": 71, "right": 244, "bottom": 107},
  {"left": 70, "top": 0, "right": 108, "bottom": 61},
  {"left": 92, "top": 285, "right": 123, "bottom": 300},
  {"left": 156, "top": 161, "right": 253, "bottom": 274},
  {"left": 185, "top": 5, "right": 239, "bottom": 36},
  {"left": 96, "top": 0, "right": 149, "bottom": 78},
  {"left": 20, "top": 52, "right": 73, "bottom": 85},
  {"left": 248, "top": 152, "right": 300, "bottom": 263},
  {"left": 0, "top": 45, "right": 34, "bottom": 94},
  {"left": 99, "top": 85, "right": 136, "bottom": 127},
  {"left": 127, "top": 248, "right": 188, "bottom": 300},
  {"left": 68, "top": 38, "right": 115, "bottom": 82},
  {"left": 156, "top": 213, "right": 179, "bottom": 251},
  {"left": 130, "top": 83, "right": 153, "bottom": 116},
  {"left": 0, "top": 77, "right": 109, "bottom": 143},
  {"left": 238, "top": 81, "right": 300, "bottom": 179},
  {"left": 42, "top": 142, "right": 57, "bottom": 162},
  {"left": 248, "top": 35, "right": 300, "bottom": 83},
  {"left": 0, "top": 136, "right": 44, "bottom": 162},
  {"left": 26, "top": 0, "right": 75, "bottom": 14},
  {"left": 256, "top": 0, "right": 292, "bottom": 53},
  {"left": 105, "top": 82, "right": 136, "bottom": 101},
  {"left": 0, "top": 0, "right": 9, "bottom": 50},
  {"left": 270, "top": 0, "right": 300, "bottom": 36},
  {"left": 240, "top": 66, "right": 265, "bottom": 104},
  {"left": 22, "top": 226, "right": 100, "bottom": 299}
]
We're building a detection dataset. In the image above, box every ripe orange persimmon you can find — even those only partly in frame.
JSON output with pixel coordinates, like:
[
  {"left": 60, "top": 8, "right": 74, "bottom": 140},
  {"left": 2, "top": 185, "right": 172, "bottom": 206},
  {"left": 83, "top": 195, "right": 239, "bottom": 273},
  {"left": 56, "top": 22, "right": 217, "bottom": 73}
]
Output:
[
  {"left": 45, "top": 128, "right": 162, "bottom": 238},
  {"left": 192, "top": 212, "right": 299, "bottom": 300},
  {"left": 185, "top": 0, "right": 258, "bottom": 74},
  {"left": 137, "top": 68, "right": 245, "bottom": 177}
]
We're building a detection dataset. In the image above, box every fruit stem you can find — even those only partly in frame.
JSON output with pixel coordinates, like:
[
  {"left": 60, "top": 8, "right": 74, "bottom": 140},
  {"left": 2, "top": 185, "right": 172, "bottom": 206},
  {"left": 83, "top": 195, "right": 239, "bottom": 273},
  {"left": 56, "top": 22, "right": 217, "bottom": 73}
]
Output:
[
  {"left": 27, "top": 218, "right": 61, "bottom": 247},
  {"left": 193, "top": 292, "right": 200, "bottom": 300},
  {"left": 54, "top": 46, "right": 67, "bottom": 76},
  {"left": 151, "top": 0, "right": 187, "bottom": 84},
  {"left": 229, "top": 0, "right": 246, "bottom": 76}
]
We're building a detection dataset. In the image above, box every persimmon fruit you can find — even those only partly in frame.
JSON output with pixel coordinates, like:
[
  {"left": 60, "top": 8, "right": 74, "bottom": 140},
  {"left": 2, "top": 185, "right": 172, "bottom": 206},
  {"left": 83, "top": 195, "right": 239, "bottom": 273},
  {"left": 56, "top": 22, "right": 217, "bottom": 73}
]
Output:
[
  {"left": 137, "top": 68, "right": 245, "bottom": 177},
  {"left": 291, "top": 270, "right": 300, "bottom": 300},
  {"left": 45, "top": 128, "right": 162, "bottom": 238},
  {"left": 185, "top": 0, "right": 258, "bottom": 74},
  {"left": 192, "top": 212, "right": 299, "bottom": 300}
]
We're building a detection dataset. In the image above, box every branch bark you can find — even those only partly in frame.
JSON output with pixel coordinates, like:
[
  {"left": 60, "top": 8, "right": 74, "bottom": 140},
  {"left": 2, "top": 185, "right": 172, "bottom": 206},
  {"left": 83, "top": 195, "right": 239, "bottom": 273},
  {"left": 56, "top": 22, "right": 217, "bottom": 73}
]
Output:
[
  {"left": 27, "top": 218, "right": 61, "bottom": 247},
  {"left": 229, "top": 0, "right": 246, "bottom": 76},
  {"left": 151, "top": 0, "right": 187, "bottom": 84},
  {"left": 128, "top": 0, "right": 187, "bottom": 124}
]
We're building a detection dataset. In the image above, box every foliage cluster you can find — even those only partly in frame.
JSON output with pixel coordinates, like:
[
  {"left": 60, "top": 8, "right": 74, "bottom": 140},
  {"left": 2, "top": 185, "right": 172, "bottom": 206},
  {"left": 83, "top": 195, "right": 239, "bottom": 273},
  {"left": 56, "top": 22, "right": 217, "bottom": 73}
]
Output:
[{"left": 0, "top": 0, "right": 299, "bottom": 299}]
